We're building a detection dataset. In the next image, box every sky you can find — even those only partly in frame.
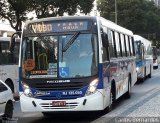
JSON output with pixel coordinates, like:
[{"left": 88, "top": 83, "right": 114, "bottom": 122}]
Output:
[{"left": 0, "top": 0, "right": 99, "bottom": 33}]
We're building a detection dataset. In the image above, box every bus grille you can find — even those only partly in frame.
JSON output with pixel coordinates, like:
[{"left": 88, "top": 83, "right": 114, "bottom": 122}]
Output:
[
  {"left": 40, "top": 102, "right": 78, "bottom": 109},
  {"left": 34, "top": 82, "right": 88, "bottom": 91}
]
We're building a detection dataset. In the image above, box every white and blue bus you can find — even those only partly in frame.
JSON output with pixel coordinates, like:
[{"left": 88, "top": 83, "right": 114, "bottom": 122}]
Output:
[
  {"left": 0, "top": 37, "right": 20, "bottom": 97},
  {"left": 152, "top": 46, "right": 160, "bottom": 69},
  {"left": 134, "top": 35, "right": 153, "bottom": 82},
  {"left": 19, "top": 16, "right": 137, "bottom": 114}
]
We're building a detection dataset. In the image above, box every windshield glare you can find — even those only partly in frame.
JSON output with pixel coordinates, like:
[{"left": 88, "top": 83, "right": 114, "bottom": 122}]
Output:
[
  {"left": 135, "top": 41, "right": 142, "bottom": 60},
  {"left": 21, "top": 33, "right": 98, "bottom": 79}
]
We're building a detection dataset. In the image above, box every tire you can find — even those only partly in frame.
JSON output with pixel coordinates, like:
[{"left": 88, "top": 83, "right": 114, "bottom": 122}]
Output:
[
  {"left": 124, "top": 77, "right": 131, "bottom": 99},
  {"left": 148, "top": 66, "right": 152, "bottom": 78},
  {"left": 3, "top": 101, "right": 13, "bottom": 118},
  {"left": 106, "top": 91, "right": 113, "bottom": 112},
  {"left": 42, "top": 112, "right": 53, "bottom": 117},
  {"left": 103, "top": 88, "right": 115, "bottom": 114},
  {"left": 153, "top": 66, "right": 158, "bottom": 69},
  {"left": 141, "top": 67, "right": 146, "bottom": 82}
]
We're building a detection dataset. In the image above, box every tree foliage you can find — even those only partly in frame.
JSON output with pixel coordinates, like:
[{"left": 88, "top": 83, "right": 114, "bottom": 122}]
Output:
[
  {"left": 29, "top": 0, "right": 94, "bottom": 19},
  {"left": 0, "top": 0, "right": 94, "bottom": 32},
  {"left": 0, "top": 0, "right": 30, "bottom": 32},
  {"left": 97, "top": 0, "right": 160, "bottom": 46}
]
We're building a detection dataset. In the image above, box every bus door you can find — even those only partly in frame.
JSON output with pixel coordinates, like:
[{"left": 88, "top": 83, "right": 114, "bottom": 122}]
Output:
[{"left": 141, "top": 43, "right": 145, "bottom": 71}]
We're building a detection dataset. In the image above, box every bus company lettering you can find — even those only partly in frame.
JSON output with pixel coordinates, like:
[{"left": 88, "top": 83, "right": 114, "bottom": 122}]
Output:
[
  {"left": 47, "top": 80, "right": 70, "bottom": 83},
  {"left": 31, "top": 70, "right": 47, "bottom": 74},
  {"left": 31, "top": 22, "right": 52, "bottom": 33},
  {"left": 34, "top": 91, "right": 50, "bottom": 96}
]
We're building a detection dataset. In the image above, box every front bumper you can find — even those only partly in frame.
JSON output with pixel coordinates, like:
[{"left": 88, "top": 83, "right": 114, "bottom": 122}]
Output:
[
  {"left": 20, "top": 90, "right": 104, "bottom": 112},
  {"left": 136, "top": 67, "right": 144, "bottom": 79}
]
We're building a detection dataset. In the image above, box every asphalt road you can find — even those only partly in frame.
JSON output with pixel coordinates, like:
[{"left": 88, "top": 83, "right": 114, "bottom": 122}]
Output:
[{"left": 12, "top": 68, "right": 160, "bottom": 123}]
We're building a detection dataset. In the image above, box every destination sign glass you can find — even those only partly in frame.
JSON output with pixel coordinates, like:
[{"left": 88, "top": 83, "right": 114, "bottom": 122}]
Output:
[{"left": 28, "top": 20, "right": 90, "bottom": 33}]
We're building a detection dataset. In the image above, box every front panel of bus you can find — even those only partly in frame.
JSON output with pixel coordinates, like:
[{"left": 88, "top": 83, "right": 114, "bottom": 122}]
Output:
[{"left": 19, "top": 18, "right": 107, "bottom": 112}]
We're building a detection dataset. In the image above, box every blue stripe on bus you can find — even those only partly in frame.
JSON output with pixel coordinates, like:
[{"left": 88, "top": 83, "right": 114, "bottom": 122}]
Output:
[
  {"left": 97, "top": 64, "right": 103, "bottom": 89},
  {"left": 19, "top": 67, "right": 23, "bottom": 92},
  {"left": 136, "top": 60, "right": 145, "bottom": 67},
  {"left": 31, "top": 86, "right": 88, "bottom": 100}
]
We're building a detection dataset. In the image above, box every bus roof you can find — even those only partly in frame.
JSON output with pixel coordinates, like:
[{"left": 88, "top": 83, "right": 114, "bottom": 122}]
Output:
[
  {"left": 24, "top": 16, "right": 97, "bottom": 25},
  {"left": 0, "top": 37, "right": 11, "bottom": 41},
  {"left": 99, "top": 17, "right": 133, "bottom": 36},
  {"left": 134, "top": 35, "right": 152, "bottom": 46},
  {"left": 24, "top": 16, "right": 133, "bottom": 36},
  {"left": 134, "top": 35, "right": 151, "bottom": 43},
  {"left": 0, "top": 37, "right": 20, "bottom": 42}
]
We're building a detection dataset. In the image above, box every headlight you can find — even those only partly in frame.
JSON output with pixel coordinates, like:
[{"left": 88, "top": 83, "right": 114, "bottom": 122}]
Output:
[
  {"left": 136, "top": 67, "right": 139, "bottom": 71},
  {"left": 22, "top": 83, "right": 33, "bottom": 97},
  {"left": 86, "top": 79, "right": 99, "bottom": 96}
]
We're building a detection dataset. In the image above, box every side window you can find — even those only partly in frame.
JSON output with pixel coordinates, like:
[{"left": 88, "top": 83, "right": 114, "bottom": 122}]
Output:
[
  {"left": 13, "top": 42, "right": 20, "bottom": 64},
  {"left": 115, "top": 32, "right": 121, "bottom": 57},
  {"left": 0, "top": 41, "right": 12, "bottom": 65},
  {"left": 125, "top": 35, "right": 130, "bottom": 56},
  {"left": 129, "top": 36, "right": 134, "bottom": 56},
  {"left": 128, "top": 36, "right": 131, "bottom": 55},
  {"left": 108, "top": 29, "right": 116, "bottom": 58},
  {"left": 131, "top": 37, "right": 135, "bottom": 56},
  {"left": 120, "top": 34, "right": 126, "bottom": 57},
  {"left": 0, "top": 82, "right": 8, "bottom": 92}
]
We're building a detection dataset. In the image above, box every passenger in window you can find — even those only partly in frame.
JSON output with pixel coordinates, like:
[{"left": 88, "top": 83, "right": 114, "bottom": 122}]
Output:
[{"left": 79, "top": 40, "right": 93, "bottom": 58}]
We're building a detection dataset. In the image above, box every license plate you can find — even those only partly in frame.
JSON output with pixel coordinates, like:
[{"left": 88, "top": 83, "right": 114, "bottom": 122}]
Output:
[{"left": 52, "top": 101, "right": 66, "bottom": 107}]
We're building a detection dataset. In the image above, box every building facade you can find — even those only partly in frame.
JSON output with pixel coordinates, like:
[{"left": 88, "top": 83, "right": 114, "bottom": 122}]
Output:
[{"left": 0, "top": 23, "right": 15, "bottom": 37}]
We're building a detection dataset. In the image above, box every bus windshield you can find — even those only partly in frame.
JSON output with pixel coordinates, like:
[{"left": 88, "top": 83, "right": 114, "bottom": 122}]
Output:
[
  {"left": 21, "top": 33, "right": 98, "bottom": 79},
  {"left": 134, "top": 41, "right": 142, "bottom": 60}
]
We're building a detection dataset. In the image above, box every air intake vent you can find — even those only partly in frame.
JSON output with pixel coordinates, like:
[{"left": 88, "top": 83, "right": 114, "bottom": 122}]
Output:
[
  {"left": 40, "top": 102, "right": 79, "bottom": 109},
  {"left": 35, "top": 82, "right": 88, "bottom": 91}
]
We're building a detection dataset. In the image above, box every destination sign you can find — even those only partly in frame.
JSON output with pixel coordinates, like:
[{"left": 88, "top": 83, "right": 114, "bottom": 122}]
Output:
[{"left": 28, "top": 20, "right": 90, "bottom": 33}]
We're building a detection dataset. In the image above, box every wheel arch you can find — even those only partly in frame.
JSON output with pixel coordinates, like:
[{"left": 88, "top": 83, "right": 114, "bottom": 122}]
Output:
[{"left": 5, "top": 79, "right": 14, "bottom": 93}]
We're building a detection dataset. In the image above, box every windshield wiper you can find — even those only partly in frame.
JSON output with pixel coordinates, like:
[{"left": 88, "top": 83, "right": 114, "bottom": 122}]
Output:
[{"left": 62, "top": 32, "right": 80, "bottom": 52}]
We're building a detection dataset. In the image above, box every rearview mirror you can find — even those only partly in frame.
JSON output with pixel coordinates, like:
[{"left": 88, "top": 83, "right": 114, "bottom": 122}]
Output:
[
  {"left": 101, "top": 28, "right": 109, "bottom": 47},
  {"left": 10, "top": 31, "right": 21, "bottom": 52}
]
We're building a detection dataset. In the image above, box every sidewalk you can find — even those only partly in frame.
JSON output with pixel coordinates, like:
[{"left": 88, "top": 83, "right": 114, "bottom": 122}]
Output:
[
  {"left": 127, "top": 88, "right": 160, "bottom": 117},
  {"left": 93, "top": 88, "right": 160, "bottom": 123}
]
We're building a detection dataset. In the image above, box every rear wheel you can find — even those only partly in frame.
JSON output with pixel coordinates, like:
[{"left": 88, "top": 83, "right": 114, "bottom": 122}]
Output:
[
  {"left": 148, "top": 66, "right": 152, "bottom": 78},
  {"left": 42, "top": 112, "right": 53, "bottom": 117},
  {"left": 3, "top": 101, "right": 13, "bottom": 118},
  {"left": 141, "top": 67, "right": 146, "bottom": 82},
  {"left": 153, "top": 66, "right": 158, "bottom": 69},
  {"left": 124, "top": 77, "right": 131, "bottom": 99}
]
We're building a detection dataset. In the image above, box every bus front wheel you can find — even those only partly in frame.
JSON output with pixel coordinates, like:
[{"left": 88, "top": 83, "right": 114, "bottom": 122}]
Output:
[{"left": 107, "top": 91, "right": 113, "bottom": 112}]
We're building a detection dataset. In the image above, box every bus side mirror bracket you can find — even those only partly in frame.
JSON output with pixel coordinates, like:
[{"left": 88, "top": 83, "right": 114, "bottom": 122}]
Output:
[
  {"left": 101, "top": 28, "right": 109, "bottom": 47},
  {"left": 10, "top": 31, "right": 21, "bottom": 52}
]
